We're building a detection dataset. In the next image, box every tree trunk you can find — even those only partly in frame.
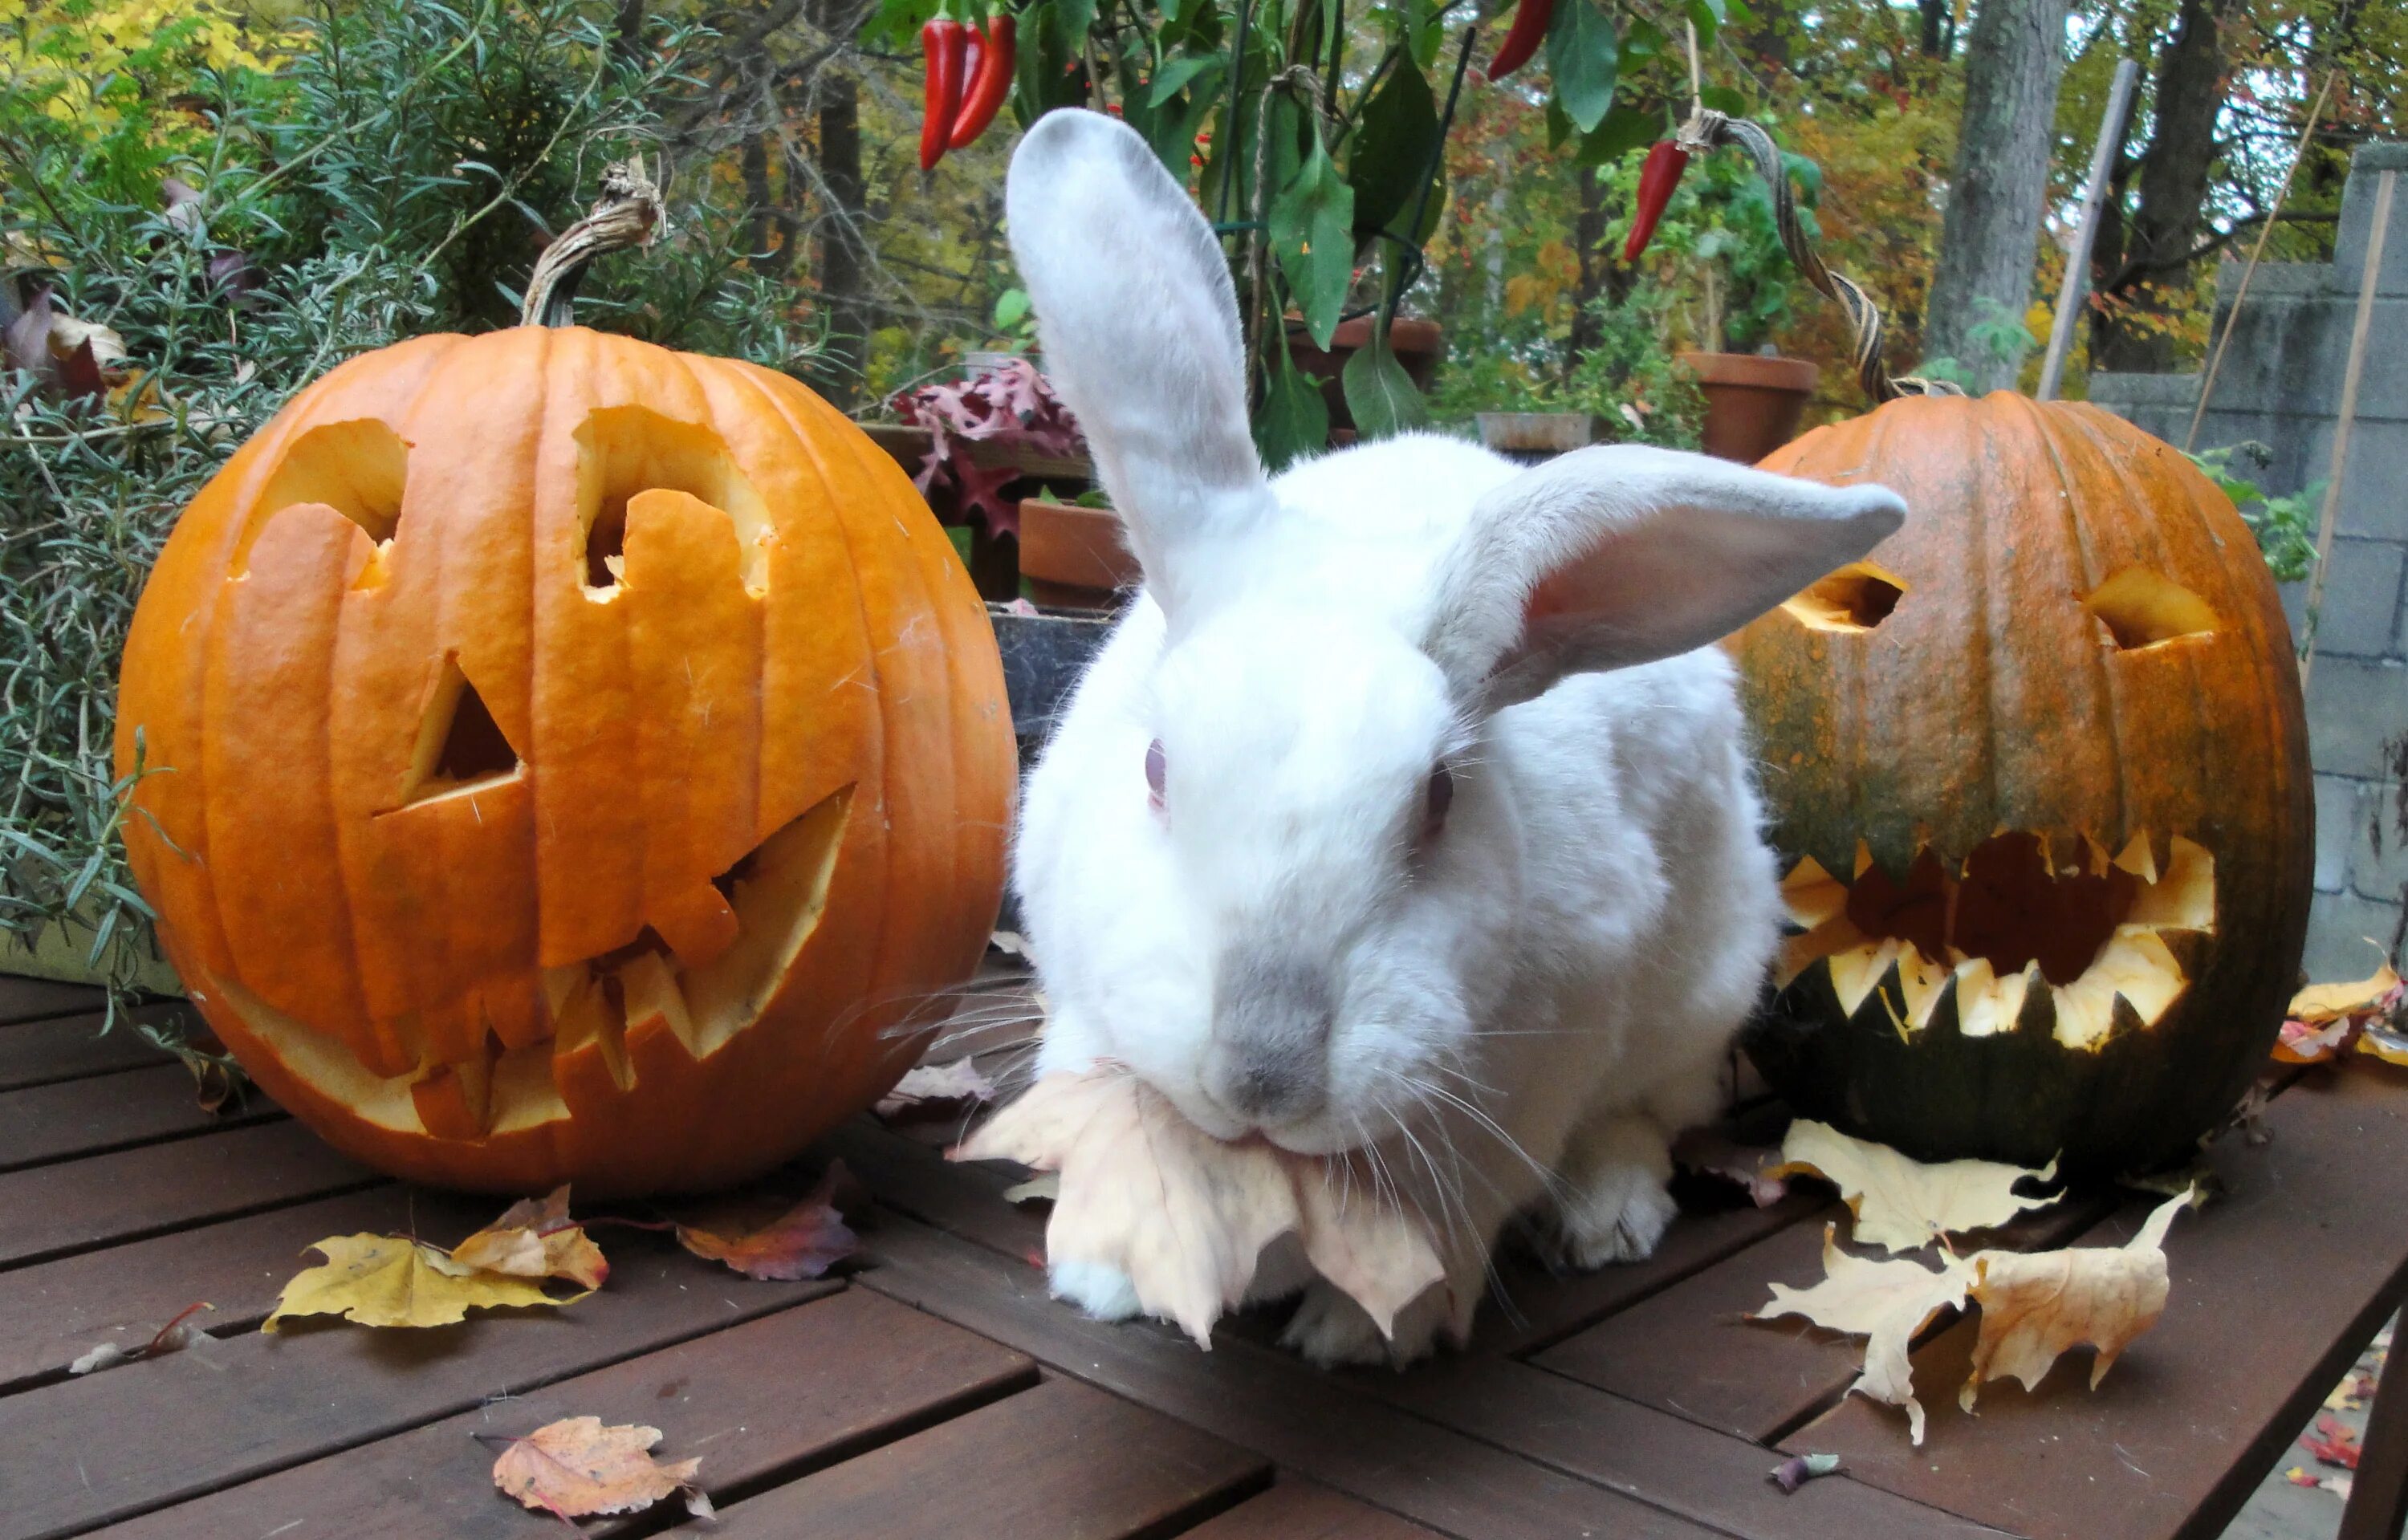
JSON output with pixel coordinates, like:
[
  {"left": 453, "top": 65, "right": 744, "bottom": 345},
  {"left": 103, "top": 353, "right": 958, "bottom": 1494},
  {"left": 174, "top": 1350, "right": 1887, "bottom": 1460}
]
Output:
[
  {"left": 2093, "top": 0, "right": 2232, "bottom": 372},
  {"left": 814, "top": 71, "right": 869, "bottom": 407},
  {"left": 1564, "top": 163, "right": 1609, "bottom": 375},
  {"left": 1922, "top": 0, "right": 2068, "bottom": 392}
]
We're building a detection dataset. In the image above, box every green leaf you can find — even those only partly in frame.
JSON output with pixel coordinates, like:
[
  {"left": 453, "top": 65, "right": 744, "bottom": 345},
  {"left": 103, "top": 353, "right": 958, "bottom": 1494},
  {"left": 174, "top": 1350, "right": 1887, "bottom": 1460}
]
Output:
[
  {"left": 1546, "top": 95, "right": 1574, "bottom": 150},
  {"left": 1684, "top": 0, "right": 1723, "bottom": 50},
  {"left": 1149, "top": 52, "right": 1221, "bottom": 106},
  {"left": 1270, "top": 134, "right": 1357, "bottom": 349},
  {"left": 1342, "top": 324, "right": 1430, "bottom": 441},
  {"left": 1255, "top": 358, "right": 1331, "bottom": 472},
  {"left": 1405, "top": 0, "right": 1446, "bottom": 69},
  {"left": 1049, "top": 0, "right": 1098, "bottom": 62},
  {"left": 1576, "top": 102, "right": 1661, "bottom": 165},
  {"left": 1346, "top": 57, "right": 1439, "bottom": 242},
  {"left": 994, "top": 288, "right": 1031, "bottom": 329},
  {"left": 1701, "top": 83, "right": 1747, "bottom": 115},
  {"left": 1014, "top": 3, "right": 1090, "bottom": 126},
  {"left": 1145, "top": 63, "right": 1224, "bottom": 177},
  {"left": 1546, "top": 0, "right": 1619, "bottom": 135}
]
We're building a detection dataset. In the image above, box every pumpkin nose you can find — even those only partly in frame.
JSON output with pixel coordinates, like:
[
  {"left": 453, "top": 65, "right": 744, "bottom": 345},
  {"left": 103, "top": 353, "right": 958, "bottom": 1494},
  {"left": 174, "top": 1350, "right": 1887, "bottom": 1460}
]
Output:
[{"left": 1206, "top": 949, "right": 1332, "bottom": 1124}]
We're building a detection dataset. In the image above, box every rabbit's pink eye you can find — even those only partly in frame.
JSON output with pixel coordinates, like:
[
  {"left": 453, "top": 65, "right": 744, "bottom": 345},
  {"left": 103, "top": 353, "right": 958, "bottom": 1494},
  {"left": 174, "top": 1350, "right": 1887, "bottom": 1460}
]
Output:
[
  {"left": 1145, "top": 737, "right": 1166, "bottom": 809},
  {"left": 1424, "top": 763, "right": 1454, "bottom": 835}
]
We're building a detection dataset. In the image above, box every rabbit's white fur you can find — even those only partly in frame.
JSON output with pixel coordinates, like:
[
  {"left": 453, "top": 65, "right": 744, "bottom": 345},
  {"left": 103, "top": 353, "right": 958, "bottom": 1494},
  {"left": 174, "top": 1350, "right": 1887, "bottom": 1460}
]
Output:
[{"left": 1005, "top": 109, "right": 1905, "bottom": 1366}]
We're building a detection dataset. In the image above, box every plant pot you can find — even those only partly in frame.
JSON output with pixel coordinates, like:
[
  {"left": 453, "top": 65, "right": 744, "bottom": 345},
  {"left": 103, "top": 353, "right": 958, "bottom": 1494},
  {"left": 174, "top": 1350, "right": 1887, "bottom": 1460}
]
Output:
[
  {"left": 1286, "top": 317, "right": 1445, "bottom": 436},
  {"left": 1679, "top": 351, "right": 1819, "bottom": 464},
  {"left": 1477, "top": 412, "right": 1604, "bottom": 459},
  {"left": 1017, "top": 498, "right": 1141, "bottom": 610},
  {"left": 2, "top": 904, "right": 183, "bottom": 996}
]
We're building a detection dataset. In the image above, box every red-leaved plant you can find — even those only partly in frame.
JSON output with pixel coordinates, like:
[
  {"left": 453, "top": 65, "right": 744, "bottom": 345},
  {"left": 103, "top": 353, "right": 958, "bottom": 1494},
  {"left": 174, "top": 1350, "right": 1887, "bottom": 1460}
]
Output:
[{"left": 888, "top": 357, "right": 1084, "bottom": 540}]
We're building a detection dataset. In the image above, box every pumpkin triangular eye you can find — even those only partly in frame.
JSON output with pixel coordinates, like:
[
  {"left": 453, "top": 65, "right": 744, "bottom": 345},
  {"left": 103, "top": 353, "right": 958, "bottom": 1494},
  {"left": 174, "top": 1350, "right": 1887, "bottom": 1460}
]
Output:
[{"left": 392, "top": 654, "right": 523, "bottom": 809}]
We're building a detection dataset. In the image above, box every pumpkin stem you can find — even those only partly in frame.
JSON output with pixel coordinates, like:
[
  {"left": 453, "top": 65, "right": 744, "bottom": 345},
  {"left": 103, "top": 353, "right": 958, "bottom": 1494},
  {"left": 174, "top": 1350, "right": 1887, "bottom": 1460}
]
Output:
[
  {"left": 1675, "top": 111, "right": 1959, "bottom": 405},
  {"left": 521, "top": 156, "right": 669, "bottom": 328}
]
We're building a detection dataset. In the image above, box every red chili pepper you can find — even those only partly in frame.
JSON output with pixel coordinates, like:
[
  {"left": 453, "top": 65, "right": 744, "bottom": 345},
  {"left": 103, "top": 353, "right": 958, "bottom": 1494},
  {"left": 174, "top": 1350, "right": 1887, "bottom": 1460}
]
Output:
[
  {"left": 1622, "top": 140, "right": 1690, "bottom": 262},
  {"left": 920, "top": 18, "right": 970, "bottom": 171},
  {"left": 949, "top": 14, "right": 1017, "bottom": 149},
  {"left": 1487, "top": 0, "right": 1553, "bottom": 81}
]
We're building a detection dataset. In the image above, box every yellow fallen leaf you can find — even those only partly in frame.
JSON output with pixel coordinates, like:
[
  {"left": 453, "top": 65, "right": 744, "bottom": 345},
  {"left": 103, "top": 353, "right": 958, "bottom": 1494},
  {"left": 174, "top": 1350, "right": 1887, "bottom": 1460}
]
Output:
[
  {"left": 262, "top": 1234, "right": 583, "bottom": 1331},
  {"left": 449, "top": 1185, "right": 609, "bottom": 1290},
  {"left": 2289, "top": 963, "right": 2403, "bottom": 1023},
  {"left": 954, "top": 1070, "right": 1446, "bottom": 1345},
  {"left": 1959, "top": 1189, "right": 2190, "bottom": 1412},
  {"left": 1752, "top": 1223, "right": 1973, "bottom": 1445},
  {"left": 490, "top": 1416, "right": 701, "bottom": 1521},
  {"left": 1771, "top": 1119, "right": 2060, "bottom": 1254}
]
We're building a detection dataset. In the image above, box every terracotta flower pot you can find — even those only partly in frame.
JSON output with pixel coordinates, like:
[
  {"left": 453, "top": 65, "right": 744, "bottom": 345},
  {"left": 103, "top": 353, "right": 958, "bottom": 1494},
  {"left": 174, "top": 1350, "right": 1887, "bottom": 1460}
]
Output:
[
  {"left": 1286, "top": 316, "right": 1446, "bottom": 436},
  {"left": 1018, "top": 498, "right": 1141, "bottom": 610},
  {"left": 1679, "top": 351, "right": 1819, "bottom": 464}
]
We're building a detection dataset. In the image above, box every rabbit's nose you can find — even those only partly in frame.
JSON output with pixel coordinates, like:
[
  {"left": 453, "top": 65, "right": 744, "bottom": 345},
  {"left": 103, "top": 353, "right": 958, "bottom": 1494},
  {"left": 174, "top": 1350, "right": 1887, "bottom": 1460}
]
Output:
[{"left": 1206, "top": 949, "right": 1332, "bottom": 1124}]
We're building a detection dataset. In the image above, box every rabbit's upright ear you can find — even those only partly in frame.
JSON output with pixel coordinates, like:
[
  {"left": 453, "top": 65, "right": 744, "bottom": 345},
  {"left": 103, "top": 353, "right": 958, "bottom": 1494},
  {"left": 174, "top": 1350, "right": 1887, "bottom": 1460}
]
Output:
[
  {"left": 1007, "top": 109, "right": 1276, "bottom": 623},
  {"left": 1422, "top": 445, "right": 1906, "bottom": 710}
]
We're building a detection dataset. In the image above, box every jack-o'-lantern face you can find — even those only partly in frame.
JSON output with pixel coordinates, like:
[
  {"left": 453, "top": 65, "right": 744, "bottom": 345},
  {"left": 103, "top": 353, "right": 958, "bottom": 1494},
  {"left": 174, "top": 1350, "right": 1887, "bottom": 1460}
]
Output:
[
  {"left": 116, "top": 327, "right": 1015, "bottom": 1197},
  {"left": 1731, "top": 394, "right": 2312, "bottom": 1177}
]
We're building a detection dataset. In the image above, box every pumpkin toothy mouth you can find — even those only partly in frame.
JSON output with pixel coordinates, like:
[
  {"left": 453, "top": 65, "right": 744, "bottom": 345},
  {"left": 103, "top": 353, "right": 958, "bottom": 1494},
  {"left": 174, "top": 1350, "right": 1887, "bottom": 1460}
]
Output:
[
  {"left": 197, "top": 784, "right": 854, "bottom": 1136},
  {"left": 1775, "top": 831, "right": 2215, "bottom": 1050}
]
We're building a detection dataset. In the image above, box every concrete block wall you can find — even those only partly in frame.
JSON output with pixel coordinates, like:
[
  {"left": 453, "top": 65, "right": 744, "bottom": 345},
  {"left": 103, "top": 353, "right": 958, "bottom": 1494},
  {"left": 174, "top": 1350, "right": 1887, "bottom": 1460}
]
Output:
[{"left": 2089, "top": 143, "right": 2408, "bottom": 981}]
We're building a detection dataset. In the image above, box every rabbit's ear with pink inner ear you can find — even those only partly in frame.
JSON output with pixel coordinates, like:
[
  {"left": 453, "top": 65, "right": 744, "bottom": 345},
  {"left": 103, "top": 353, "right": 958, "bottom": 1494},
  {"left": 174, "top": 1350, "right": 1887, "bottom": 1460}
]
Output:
[
  {"left": 1003, "top": 108, "right": 1278, "bottom": 627},
  {"left": 1420, "top": 444, "right": 1907, "bottom": 711}
]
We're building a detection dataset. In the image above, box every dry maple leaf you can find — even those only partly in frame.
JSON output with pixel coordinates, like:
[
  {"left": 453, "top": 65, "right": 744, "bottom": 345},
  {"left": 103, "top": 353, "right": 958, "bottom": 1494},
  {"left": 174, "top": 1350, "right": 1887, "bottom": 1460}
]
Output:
[
  {"left": 1753, "top": 1223, "right": 1972, "bottom": 1445},
  {"left": 2304, "top": 1413, "right": 2363, "bottom": 1470},
  {"left": 1771, "top": 1119, "right": 2060, "bottom": 1254},
  {"left": 490, "top": 1416, "right": 702, "bottom": 1521},
  {"left": 262, "top": 1235, "right": 583, "bottom": 1331},
  {"left": 449, "top": 1185, "right": 609, "bottom": 1290},
  {"left": 953, "top": 1070, "right": 1446, "bottom": 1347},
  {"left": 674, "top": 1170, "right": 858, "bottom": 1281},
  {"left": 874, "top": 1057, "right": 999, "bottom": 1122},
  {"left": 1958, "top": 1189, "right": 2190, "bottom": 1412}
]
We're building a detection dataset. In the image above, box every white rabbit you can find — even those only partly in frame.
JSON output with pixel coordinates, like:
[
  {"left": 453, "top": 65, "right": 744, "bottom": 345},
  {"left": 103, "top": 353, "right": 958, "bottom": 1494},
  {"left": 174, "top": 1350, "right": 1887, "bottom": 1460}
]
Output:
[{"left": 1003, "top": 108, "right": 1905, "bottom": 1367}]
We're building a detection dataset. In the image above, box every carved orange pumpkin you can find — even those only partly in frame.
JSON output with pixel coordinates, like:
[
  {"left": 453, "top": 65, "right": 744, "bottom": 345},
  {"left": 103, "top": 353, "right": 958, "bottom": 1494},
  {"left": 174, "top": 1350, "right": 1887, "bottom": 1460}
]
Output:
[
  {"left": 1733, "top": 392, "right": 2312, "bottom": 1176},
  {"left": 115, "top": 327, "right": 1015, "bottom": 1197}
]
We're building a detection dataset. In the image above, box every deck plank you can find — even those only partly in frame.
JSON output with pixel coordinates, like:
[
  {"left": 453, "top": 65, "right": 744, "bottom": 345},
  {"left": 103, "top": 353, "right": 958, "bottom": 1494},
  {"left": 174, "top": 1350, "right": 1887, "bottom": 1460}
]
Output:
[
  {"left": 846, "top": 1106, "right": 1989, "bottom": 1539},
  {"left": 0, "top": 1118, "right": 380, "bottom": 1270},
  {"left": 1180, "top": 1481, "right": 1452, "bottom": 1538},
  {"left": 0, "top": 1063, "right": 280, "bottom": 1172},
  {"left": 0, "top": 977, "right": 107, "bottom": 1025},
  {"left": 1790, "top": 1067, "right": 2408, "bottom": 1540},
  {"left": 0, "top": 1006, "right": 186, "bottom": 1091},
  {"left": 0, "top": 1184, "right": 498, "bottom": 1390},
  {"left": 1381, "top": 1356, "right": 1998, "bottom": 1540},
  {"left": 90, "top": 1290, "right": 1035, "bottom": 1540},
  {"left": 692, "top": 1373, "right": 1267, "bottom": 1539},
  {"left": 860, "top": 1209, "right": 1735, "bottom": 1538},
  {"left": 1534, "top": 1190, "right": 2116, "bottom": 1442},
  {"left": 0, "top": 1237, "right": 839, "bottom": 1540}
]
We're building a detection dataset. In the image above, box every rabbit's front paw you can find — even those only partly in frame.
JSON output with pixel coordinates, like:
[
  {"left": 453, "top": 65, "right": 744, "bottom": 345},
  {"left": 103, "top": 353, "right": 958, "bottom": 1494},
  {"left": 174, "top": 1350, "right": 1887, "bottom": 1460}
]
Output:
[
  {"left": 1547, "top": 1160, "right": 1679, "bottom": 1269},
  {"left": 1048, "top": 1258, "right": 1144, "bottom": 1321},
  {"left": 1279, "top": 1278, "right": 1446, "bottom": 1368}
]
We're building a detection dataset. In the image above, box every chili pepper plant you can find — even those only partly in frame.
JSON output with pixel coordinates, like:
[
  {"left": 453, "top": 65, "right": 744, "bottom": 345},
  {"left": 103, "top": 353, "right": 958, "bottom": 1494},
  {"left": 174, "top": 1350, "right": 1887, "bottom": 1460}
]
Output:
[{"left": 868, "top": 0, "right": 1726, "bottom": 469}]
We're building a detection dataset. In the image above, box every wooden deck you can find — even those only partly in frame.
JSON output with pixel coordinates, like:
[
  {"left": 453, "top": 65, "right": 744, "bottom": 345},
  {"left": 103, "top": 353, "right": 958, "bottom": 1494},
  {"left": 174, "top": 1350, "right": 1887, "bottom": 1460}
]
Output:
[{"left": 8, "top": 968, "right": 2408, "bottom": 1540}]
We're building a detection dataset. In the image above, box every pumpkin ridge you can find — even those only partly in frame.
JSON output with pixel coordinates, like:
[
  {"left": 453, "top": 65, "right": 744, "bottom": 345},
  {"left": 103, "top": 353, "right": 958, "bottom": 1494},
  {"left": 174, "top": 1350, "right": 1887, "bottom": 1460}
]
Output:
[{"left": 2024, "top": 395, "right": 2135, "bottom": 855}]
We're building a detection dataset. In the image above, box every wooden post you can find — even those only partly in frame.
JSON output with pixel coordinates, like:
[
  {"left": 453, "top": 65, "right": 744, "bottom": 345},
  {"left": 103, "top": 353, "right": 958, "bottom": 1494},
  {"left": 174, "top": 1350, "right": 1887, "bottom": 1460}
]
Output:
[
  {"left": 2299, "top": 166, "right": 2396, "bottom": 691},
  {"left": 2036, "top": 58, "right": 2139, "bottom": 401}
]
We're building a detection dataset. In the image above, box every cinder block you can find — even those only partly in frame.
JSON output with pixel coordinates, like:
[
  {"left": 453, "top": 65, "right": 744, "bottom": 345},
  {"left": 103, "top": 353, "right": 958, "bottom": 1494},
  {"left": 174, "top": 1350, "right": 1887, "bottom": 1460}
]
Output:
[
  {"left": 2303, "top": 890, "right": 2404, "bottom": 983},
  {"left": 2316, "top": 774, "right": 2357, "bottom": 892},
  {"left": 2330, "top": 144, "right": 2408, "bottom": 301},
  {"left": 2288, "top": 538, "right": 2407, "bottom": 659},
  {"left": 2304, "top": 656, "right": 2408, "bottom": 778},
  {"left": 2347, "top": 776, "right": 2408, "bottom": 903}
]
